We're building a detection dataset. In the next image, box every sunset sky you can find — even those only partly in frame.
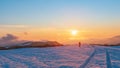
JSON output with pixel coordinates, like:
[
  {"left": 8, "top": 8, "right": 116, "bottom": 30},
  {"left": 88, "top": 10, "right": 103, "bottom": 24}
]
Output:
[{"left": 0, "top": 0, "right": 120, "bottom": 43}]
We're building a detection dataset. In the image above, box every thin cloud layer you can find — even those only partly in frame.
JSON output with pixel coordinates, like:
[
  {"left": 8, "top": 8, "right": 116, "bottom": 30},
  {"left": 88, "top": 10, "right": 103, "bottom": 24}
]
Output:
[
  {"left": 0, "top": 34, "right": 24, "bottom": 47},
  {"left": 0, "top": 34, "right": 18, "bottom": 41},
  {"left": 0, "top": 25, "right": 28, "bottom": 28}
]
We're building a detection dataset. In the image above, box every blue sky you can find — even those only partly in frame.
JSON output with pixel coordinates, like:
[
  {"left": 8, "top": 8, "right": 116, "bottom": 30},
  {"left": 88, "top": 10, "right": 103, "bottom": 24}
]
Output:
[
  {"left": 0, "top": 0, "right": 120, "bottom": 27},
  {"left": 0, "top": 0, "right": 120, "bottom": 41}
]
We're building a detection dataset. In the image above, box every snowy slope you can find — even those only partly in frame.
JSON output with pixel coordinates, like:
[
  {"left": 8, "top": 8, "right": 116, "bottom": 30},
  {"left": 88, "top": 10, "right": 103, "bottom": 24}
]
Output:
[{"left": 0, "top": 45, "right": 120, "bottom": 68}]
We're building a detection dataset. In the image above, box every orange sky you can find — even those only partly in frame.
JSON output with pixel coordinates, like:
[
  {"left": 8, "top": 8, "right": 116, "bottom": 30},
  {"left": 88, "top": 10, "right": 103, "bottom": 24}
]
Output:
[{"left": 0, "top": 26, "right": 119, "bottom": 44}]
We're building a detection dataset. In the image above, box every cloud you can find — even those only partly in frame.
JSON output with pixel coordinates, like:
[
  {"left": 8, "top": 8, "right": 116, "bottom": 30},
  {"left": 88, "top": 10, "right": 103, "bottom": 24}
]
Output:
[
  {"left": 0, "top": 25, "right": 27, "bottom": 28},
  {"left": 0, "top": 34, "right": 18, "bottom": 41},
  {"left": 0, "top": 34, "right": 30, "bottom": 47},
  {"left": 0, "top": 34, "right": 20, "bottom": 47},
  {"left": 24, "top": 32, "right": 28, "bottom": 35}
]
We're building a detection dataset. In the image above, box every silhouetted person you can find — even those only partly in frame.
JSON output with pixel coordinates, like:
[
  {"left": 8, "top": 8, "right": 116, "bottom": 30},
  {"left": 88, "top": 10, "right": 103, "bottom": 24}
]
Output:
[{"left": 79, "top": 42, "right": 81, "bottom": 47}]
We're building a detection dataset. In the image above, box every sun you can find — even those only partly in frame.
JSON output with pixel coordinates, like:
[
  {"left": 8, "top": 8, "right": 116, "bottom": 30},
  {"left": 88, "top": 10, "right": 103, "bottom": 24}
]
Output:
[{"left": 71, "top": 30, "right": 78, "bottom": 36}]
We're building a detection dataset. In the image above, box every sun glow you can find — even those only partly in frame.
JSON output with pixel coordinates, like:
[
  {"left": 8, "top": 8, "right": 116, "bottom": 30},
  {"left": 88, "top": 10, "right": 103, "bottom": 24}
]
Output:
[{"left": 71, "top": 30, "right": 78, "bottom": 36}]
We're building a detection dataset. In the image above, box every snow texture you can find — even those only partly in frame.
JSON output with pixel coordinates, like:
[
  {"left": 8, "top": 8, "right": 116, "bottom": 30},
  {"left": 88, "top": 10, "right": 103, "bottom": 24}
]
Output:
[{"left": 0, "top": 45, "right": 120, "bottom": 68}]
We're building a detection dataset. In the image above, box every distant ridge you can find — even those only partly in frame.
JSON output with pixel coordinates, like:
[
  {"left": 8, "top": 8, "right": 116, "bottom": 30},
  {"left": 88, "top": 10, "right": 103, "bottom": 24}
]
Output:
[{"left": 0, "top": 41, "right": 63, "bottom": 50}]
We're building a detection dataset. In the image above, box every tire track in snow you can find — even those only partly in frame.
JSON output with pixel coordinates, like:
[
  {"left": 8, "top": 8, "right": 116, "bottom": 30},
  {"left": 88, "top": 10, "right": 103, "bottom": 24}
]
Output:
[
  {"left": 102, "top": 46, "right": 120, "bottom": 51},
  {"left": 106, "top": 50, "right": 112, "bottom": 68},
  {"left": 79, "top": 48, "right": 96, "bottom": 68}
]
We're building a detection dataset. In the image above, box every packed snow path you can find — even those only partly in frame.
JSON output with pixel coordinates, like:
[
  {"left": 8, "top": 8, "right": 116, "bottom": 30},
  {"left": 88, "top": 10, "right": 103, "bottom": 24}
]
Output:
[
  {"left": 106, "top": 50, "right": 112, "bottom": 68},
  {"left": 80, "top": 48, "right": 96, "bottom": 68},
  {"left": 0, "top": 45, "right": 120, "bottom": 68}
]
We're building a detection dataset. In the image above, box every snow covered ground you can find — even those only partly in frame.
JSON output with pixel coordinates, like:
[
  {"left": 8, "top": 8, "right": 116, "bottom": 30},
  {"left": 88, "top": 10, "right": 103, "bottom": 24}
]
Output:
[{"left": 0, "top": 45, "right": 120, "bottom": 68}]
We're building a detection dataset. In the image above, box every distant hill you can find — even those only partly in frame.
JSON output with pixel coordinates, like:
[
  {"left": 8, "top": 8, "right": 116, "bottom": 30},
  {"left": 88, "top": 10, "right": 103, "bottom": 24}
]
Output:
[
  {"left": 23, "top": 41, "right": 64, "bottom": 47},
  {"left": 0, "top": 41, "right": 64, "bottom": 50},
  {"left": 87, "top": 35, "right": 120, "bottom": 46},
  {"left": 105, "top": 35, "right": 120, "bottom": 45}
]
